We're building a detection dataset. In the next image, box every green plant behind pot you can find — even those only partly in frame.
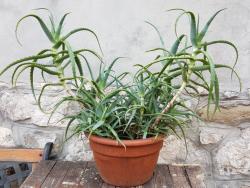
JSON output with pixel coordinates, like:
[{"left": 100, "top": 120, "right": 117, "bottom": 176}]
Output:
[
  {"left": 63, "top": 9, "right": 241, "bottom": 141},
  {"left": 0, "top": 8, "right": 103, "bottom": 111},
  {"left": 144, "top": 9, "right": 241, "bottom": 126},
  {"left": 1, "top": 9, "right": 241, "bottom": 142}
]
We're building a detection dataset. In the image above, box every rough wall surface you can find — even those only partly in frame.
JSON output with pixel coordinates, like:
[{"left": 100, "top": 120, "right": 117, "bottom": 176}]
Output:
[{"left": 0, "top": 0, "right": 249, "bottom": 91}]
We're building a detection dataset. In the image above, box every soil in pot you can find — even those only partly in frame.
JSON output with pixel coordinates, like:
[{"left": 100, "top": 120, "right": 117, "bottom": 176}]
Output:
[{"left": 88, "top": 135, "right": 164, "bottom": 187}]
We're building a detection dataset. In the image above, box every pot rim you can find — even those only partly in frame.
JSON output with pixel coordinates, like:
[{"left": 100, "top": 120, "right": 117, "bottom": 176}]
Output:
[{"left": 88, "top": 134, "right": 164, "bottom": 147}]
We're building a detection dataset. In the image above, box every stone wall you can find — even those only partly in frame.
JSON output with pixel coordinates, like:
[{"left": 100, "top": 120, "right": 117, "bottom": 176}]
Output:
[{"left": 0, "top": 82, "right": 249, "bottom": 187}]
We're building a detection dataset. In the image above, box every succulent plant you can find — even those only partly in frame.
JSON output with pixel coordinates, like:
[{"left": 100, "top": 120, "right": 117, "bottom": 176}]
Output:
[{"left": 1, "top": 9, "right": 241, "bottom": 144}]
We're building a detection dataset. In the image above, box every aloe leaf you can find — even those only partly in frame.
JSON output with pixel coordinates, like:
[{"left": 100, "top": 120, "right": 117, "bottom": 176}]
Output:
[
  {"left": 214, "top": 73, "right": 220, "bottom": 114},
  {"left": 152, "top": 35, "right": 185, "bottom": 76},
  {"left": 193, "top": 71, "right": 209, "bottom": 89},
  {"left": 30, "top": 49, "right": 52, "bottom": 100},
  {"left": 13, "top": 65, "right": 30, "bottom": 86},
  {"left": 11, "top": 62, "right": 31, "bottom": 85},
  {"left": 170, "top": 10, "right": 197, "bottom": 47},
  {"left": 60, "top": 28, "right": 103, "bottom": 54},
  {"left": 167, "top": 124, "right": 181, "bottom": 139},
  {"left": 124, "top": 109, "right": 137, "bottom": 133},
  {"left": 186, "top": 84, "right": 199, "bottom": 94},
  {"left": 174, "top": 12, "right": 186, "bottom": 38},
  {"left": 107, "top": 72, "right": 129, "bottom": 87},
  {"left": 77, "top": 87, "right": 97, "bottom": 105},
  {"left": 48, "top": 96, "right": 87, "bottom": 124},
  {"left": 104, "top": 57, "right": 126, "bottom": 83},
  {"left": 186, "top": 11, "right": 197, "bottom": 47},
  {"left": 0, "top": 53, "right": 53, "bottom": 76},
  {"left": 196, "top": 14, "right": 200, "bottom": 34},
  {"left": 75, "top": 56, "right": 84, "bottom": 83},
  {"left": 150, "top": 56, "right": 194, "bottom": 68},
  {"left": 30, "top": 66, "right": 36, "bottom": 100},
  {"left": 142, "top": 119, "right": 154, "bottom": 139},
  {"left": 62, "top": 60, "right": 71, "bottom": 70},
  {"left": 49, "top": 17, "right": 56, "bottom": 35},
  {"left": 12, "top": 63, "right": 56, "bottom": 87},
  {"left": 198, "top": 50, "right": 218, "bottom": 115},
  {"left": 59, "top": 76, "right": 85, "bottom": 81},
  {"left": 15, "top": 14, "right": 54, "bottom": 44},
  {"left": 91, "top": 120, "right": 105, "bottom": 131},
  {"left": 146, "top": 21, "right": 165, "bottom": 48},
  {"left": 205, "top": 40, "right": 238, "bottom": 78},
  {"left": 176, "top": 122, "right": 188, "bottom": 156},
  {"left": 171, "top": 34, "right": 186, "bottom": 54},
  {"left": 64, "top": 116, "right": 76, "bottom": 139},
  {"left": 38, "top": 83, "right": 62, "bottom": 113},
  {"left": 198, "top": 9, "right": 226, "bottom": 42},
  {"left": 134, "top": 64, "right": 153, "bottom": 77},
  {"left": 12, "top": 63, "right": 56, "bottom": 86},
  {"left": 146, "top": 48, "right": 170, "bottom": 54},
  {"left": 33, "top": 8, "right": 56, "bottom": 35},
  {"left": 170, "top": 64, "right": 240, "bottom": 83},
  {"left": 145, "top": 21, "right": 169, "bottom": 66},
  {"left": 166, "top": 115, "right": 188, "bottom": 156},
  {"left": 32, "top": 64, "right": 60, "bottom": 75},
  {"left": 91, "top": 81, "right": 104, "bottom": 96},
  {"left": 56, "top": 13, "right": 70, "bottom": 38},
  {"left": 190, "top": 79, "right": 209, "bottom": 92},
  {"left": 41, "top": 70, "right": 47, "bottom": 82},
  {"left": 106, "top": 124, "right": 124, "bottom": 147},
  {"left": 78, "top": 54, "right": 94, "bottom": 80},
  {"left": 56, "top": 49, "right": 102, "bottom": 64},
  {"left": 102, "top": 89, "right": 126, "bottom": 102},
  {"left": 65, "top": 41, "right": 77, "bottom": 86}
]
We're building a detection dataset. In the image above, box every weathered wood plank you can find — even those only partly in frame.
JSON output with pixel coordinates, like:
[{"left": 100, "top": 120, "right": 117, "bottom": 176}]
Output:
[
  {"left": 41, "top": 161, "right": 70, "bottom": 188},
  {"left": 153, "top": 165, "right": 173, "bottom": 188},
  {"left": 60, "top": 161, "right": 88, "bottom": 188},
  {"left": 142, "top": 174, "right": 155, "bottom": 188},
  {"left": 79, "top": 162, "right": 103, "bottom": 188},
  {"left": 0, "top": 148, "right": 43, "bottom": 163},
  {"left": 21, "top": 161, "right": 204, "bottom": 188},
  {"left": 21, "top": 160, "right": 56, "bottom": 188},
  {"left": 101, "top": 182, "right": 115, "bottom": 188},
  {"left": 184, "top": 166, "right": 205, "bottom": 188},
  {"left": 168, "top": 165, "right": 192, "bottom": 188},
  {"left": 134, "top": 185, "right": 144, "bottom": 188}
]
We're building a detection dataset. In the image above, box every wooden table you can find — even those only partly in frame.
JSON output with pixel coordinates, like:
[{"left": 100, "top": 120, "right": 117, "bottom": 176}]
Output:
[{"left": 21, "top": 161, "right": 204, "bottom": 188}]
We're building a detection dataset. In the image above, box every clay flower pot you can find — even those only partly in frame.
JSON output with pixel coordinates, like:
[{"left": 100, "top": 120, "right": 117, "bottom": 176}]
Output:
[{"left": 89, "top": 134, "right": 164, "bottom": 187}]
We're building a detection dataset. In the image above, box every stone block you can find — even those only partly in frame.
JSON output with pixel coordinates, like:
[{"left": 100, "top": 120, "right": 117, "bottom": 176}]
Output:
[
  {"left": 12, "top": 124, "right": 63, "bottom": 154},
  {"left": 158, "top": 135, "right": 211, "bottom": 167},
  {"left": 0, "top": 127, "right": 15, "bottom": 147},
  {"left": 214, "top": 127, "right": 250, "bottom": 176}
]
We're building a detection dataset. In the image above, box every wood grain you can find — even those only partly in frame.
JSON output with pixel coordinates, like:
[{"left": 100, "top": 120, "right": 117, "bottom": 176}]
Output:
[
  {"left": 185, "top": 166, "right": 205, "bottom": 188},
  {"left": 41, "top": 161, "right": 71, "bottom": 188},
  {"left": 21, "top": 160, "right": 56, "bottom": 188},
  {"left": 168, "top": 165, "right": 192, "bottom": 188},
  {"left": 60, "top": 161, "right": 87, "bottom": 188},
  {"left": 21, "top": 161, "right": 204, "bottom": 188},
  {"left": 0, "top": 148, "right": 43, "bottom": 163},
  {"left": 79, "top": 162, "right": 103, "bottom": 188}
]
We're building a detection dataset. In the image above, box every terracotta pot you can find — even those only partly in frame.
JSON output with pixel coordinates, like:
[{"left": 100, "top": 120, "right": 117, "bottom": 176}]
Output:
[{"left": 88, "top": 134, "right": 164, "bottom": 187}]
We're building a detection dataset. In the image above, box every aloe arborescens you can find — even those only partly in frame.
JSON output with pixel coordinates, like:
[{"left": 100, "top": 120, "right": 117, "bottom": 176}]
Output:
[{"left": 0, "top": 9, "right": 241, "bottom": 142}]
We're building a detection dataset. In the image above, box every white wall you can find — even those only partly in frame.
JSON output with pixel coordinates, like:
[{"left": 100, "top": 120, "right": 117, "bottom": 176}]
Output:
[{"left": 0, "top": 0, "right": 249, "bottom": 91}]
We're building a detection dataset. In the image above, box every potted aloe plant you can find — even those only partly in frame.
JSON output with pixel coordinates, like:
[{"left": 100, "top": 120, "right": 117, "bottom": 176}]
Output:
[{"left": 1, "top": 9, "right": 240, "bottom": 186}]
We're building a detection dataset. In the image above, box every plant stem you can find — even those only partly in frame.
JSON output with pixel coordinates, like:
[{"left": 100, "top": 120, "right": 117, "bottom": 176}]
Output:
[
  {"left": 53, "top": 47, "right": 76, "bottom": 97},
  {"left": 151, "top": 51, "right": 196, "bottom": 129},
  {"left": 151, "top": 81, "right": 187, "bottom": 128}
]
